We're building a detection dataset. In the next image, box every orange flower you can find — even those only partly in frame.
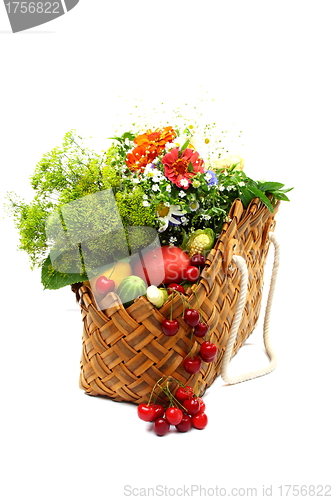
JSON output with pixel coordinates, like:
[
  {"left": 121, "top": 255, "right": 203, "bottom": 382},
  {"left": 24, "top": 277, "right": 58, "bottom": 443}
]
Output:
[
  {"left": 125, "top": 144, "right": 158, "bottom": 172},
  {"left": 126, "top": 126, "right": 177, "bottom": 172},
  {"left": 134, "top": 126, "right": 177, "bottom": 153}
]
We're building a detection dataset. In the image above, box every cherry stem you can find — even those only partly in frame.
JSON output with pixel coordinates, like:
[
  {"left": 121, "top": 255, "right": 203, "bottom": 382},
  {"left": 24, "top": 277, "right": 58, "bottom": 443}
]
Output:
[
  {"left": 106, "top": 252, "right": 117, "bottom": 280},
  {"left": 147, "top": 377, "right": 164, "bottom": 406},
  {"left": 170, "top": 291, "right": 174, "bottom": 321},
  {"left": 167, "top": 288, "right": 186, "bottom": 319},
  {"left": 193, "top": 288, "right": 202, "bottom": 322},
  {"left": 156, "top": 379, "right": 187, "bottom": 412},
  {"left": 188, "top": 328, "right": 194, "bottom": 357}
]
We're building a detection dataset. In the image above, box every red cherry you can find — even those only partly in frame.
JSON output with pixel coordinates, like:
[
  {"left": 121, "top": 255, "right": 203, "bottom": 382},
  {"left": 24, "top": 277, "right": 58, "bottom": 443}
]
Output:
[
  {"left": 151, "top": 404, "right": 165, "bottom": 421},
  {"left": 190, "top": 254, "right": 205, "bottom": 267},
  {"left": 183, "top": 266, "right": 200, "bottom": 283},
  {"left": 194, "top": 321, "right": 209, "bottom": 337},
  {"left": 200, "top": 341, "right": 218, "bottom": 362},
  {"left": 175, "top": 385, "right": 194, "bottom": 401},
  {"left": 167, "top": 283, "right": 185, "bottom": 294},
  {"left": 165, "top": 407, "right": 183, "bottom": 425},
  {"left": 161, "top": 319, "right": 179, "bottom": 336},
  {"left": 137, "top": 403, "right": 155, "bottom": 422},
  {"left": 182, "top": 397, "right": 201, "bottom": 415},
  {"left": 197, "top": 397, "right": 206, "bottom": 412},
  {"left": 192, "top": 411, "right": 208, "bottom": 430},
  {"left": 95, "top": 276, "right": 115, "bottom": 294},
  {"left": 154, "top": 418, "right": 170, "bottom": 436},
  {"left": 183, "top": 356, "right": 202, "bottom": 374},
  {"left": 184, "top": 309, "right": 200, "bottom": 327},
  {"left": 176, "top": 414, "right": 192, "bottom": 432}
]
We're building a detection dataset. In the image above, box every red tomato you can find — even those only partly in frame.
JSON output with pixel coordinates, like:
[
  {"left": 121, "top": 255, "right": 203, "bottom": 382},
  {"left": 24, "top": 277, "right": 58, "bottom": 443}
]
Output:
[
  {"left": 133, "top": 246, "right": 190, "bottom": 286},
  {"left": 133, "top": 246, "right": 165, "bottom": 286}
]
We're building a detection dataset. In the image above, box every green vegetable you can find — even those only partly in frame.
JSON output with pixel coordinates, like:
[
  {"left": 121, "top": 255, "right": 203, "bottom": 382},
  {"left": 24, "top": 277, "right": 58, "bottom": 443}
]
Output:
[
  {"left": 117, "top": 275, "right": 147, "bottom": 306},
  {"left": 146, "top": 286, "right": 168, "bottom": 308},
  {"left": 186, "top": 228, "right": 216, "bottom": 258}
]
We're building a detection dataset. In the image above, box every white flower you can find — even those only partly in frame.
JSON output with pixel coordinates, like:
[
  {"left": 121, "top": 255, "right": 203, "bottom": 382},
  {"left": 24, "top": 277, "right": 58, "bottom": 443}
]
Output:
[
  {"left": 178, "top": 190, "right": 186, "bottom": 198},
  {"left": 179, "top": 178, "right": 189, "bottom": 188},
  {"left": 226, "top": 185, "right": 234, "bottom": 191},
  {"left": 174, "top": 134, "right": 192, "bottom": 150},
  {"left": 133, "top": 177, "right": 140, "bottom": 184},
  {"left": 165, "top": 184, "right": 172, "bottom": 193},
  {"left": 181, "top": 216, "right": 189, "bottom": 225},
  {"left": 218, "top": 185, "right": 225, "bottom": 191},
  {"left": 143, "top": 163, "right": 163, "bottom": 182},
  {"left": 143, "top": 194, "right": 148, "bottom": 200},
  {"left": 169, "top": 236, "right": 177, "bottom": 246},
  {"left": 143, "top": 163, "right": 156, "bottom": 176},
  {"left": 239, "top": 181, "right": 245, "bottom": 187},
  {"left": 189, "top": 201, "right": 200, "bottom": 211},
  {"left": 142, "top": 200, "right": 150, "bottom": 207},
  {"left": 164, "top": 142, "right": 176, "bottom": 151},
  {"left": 157, "top": 205, "right": 186, "bottom": 232},
  {"left": 201, "top": 214, "right": 211, "bottom": 221},
  {"left": 164, "top": 202, "right": 170, "bottom": 207},
  {"left": 152, "top": 184, "right": 160, "bottom": 192}
]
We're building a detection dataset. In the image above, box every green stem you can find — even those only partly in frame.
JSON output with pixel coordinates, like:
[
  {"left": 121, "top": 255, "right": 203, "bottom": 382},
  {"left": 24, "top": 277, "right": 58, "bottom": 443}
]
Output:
[
  {"left": 170, "top": 291, "right": 174, "bottom": 321},
  {"left": 78, "top": 243, "right": 87, "bottom": 276},
  {"left": 147, "top": 377, "right": 164, "bottom": 406},
  {"left": 193, "top": 287, "right": 202, "bottom": 322},
  {"left": 188, "top": 329, "right": 194, "bottom": 357}
]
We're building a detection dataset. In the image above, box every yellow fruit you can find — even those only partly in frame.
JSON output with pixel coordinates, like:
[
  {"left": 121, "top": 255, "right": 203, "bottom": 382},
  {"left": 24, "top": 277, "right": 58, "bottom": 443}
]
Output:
[{"left": 86, "top": 260, "right": 132, "bottom": 302}]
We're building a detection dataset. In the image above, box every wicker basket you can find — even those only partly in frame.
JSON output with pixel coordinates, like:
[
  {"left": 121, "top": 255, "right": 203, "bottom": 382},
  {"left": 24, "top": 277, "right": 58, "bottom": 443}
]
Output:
[{"left": 72, "top": 197, "right": 279, "bottom": 404}]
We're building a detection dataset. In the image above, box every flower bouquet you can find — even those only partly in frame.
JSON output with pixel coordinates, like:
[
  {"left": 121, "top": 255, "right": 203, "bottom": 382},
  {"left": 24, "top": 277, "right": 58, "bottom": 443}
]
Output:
[{"left": 6, "top": 122, "right": 291, "bottom": 435}]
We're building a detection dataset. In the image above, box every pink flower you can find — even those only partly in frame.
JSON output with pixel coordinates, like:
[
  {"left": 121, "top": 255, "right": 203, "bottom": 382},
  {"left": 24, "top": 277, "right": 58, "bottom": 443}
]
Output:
[{"left": 161, "top": 148, "right": 204, "bottom": 189}]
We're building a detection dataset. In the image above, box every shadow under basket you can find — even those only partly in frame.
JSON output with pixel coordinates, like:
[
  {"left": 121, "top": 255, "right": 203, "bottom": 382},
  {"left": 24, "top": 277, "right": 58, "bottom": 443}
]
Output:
[{"left": 72, "top": 197, "right": 280, "bottom": 404}]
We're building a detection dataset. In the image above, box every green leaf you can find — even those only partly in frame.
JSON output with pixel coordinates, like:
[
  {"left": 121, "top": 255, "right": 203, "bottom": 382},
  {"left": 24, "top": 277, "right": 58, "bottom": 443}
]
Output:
[
  {"left": 247, "top": 186, "right": 274, "bottom": 213},
  {"left": 41, "top": 255, "right": 88, "bottom": 290},
  {"left": 180, "top": 138, "right": 190, "bottom": 152},
  {"left": 180, "top": 229, "right": 190, "bottom": 250},
  {"left": 109, "top": 136, "right": 123, "bottom": 143},
  {"left": 122, "top": 132, "right": 136, "bottom": 141},
  {"left": 258, "top": 181, "right": 285, "bottom": 192},
  {"left": 239, "top": 188, "right": 254, "bottom": 208},
  {"left": 229, "top": 162, "right": 241, "bottom": 172},
  {"left": 188, "top": 161, "right": 193, "bottom": 173},
  {"left": 271, "top": 191, "right": 290, "bottom": 201}
]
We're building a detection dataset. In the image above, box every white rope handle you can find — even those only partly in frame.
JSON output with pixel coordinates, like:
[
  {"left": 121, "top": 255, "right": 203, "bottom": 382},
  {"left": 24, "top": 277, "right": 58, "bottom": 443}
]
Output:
[{"left": 220, "top": 232, "right": 280, "bottom": 384}]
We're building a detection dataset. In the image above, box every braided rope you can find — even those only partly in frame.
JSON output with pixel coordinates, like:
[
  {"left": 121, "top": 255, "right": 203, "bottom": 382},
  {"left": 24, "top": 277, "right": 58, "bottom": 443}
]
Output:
[{"left": 220, "top": 231, "right": 280, "bottom": 384}]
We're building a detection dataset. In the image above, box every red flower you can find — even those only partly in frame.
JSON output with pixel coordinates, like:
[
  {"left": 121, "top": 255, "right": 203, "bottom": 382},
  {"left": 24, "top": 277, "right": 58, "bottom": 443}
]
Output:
[{"left": 161, "top": 148, "right": 204, "bottom": 189}]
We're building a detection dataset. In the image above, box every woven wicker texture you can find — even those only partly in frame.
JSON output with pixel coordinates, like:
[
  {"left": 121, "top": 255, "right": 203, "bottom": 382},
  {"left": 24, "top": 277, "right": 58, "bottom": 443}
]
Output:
[{"left": 73, "top": 197, "right": 279, "bottom": 404}]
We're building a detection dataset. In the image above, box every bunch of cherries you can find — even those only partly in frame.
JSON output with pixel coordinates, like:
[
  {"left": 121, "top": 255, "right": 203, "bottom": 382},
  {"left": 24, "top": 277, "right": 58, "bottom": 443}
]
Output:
[
  {"left": 137, "top": 379, "right": 208, "bottom": 436},
  {"left": 161, "top": 276, "right": 218, "bottom": 375}
]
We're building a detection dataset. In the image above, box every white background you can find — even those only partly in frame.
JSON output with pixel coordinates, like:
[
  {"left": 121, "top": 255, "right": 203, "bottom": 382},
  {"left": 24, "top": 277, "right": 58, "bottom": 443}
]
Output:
[{"left": 1, "top": 1, "right": 332, "bottom": 499}]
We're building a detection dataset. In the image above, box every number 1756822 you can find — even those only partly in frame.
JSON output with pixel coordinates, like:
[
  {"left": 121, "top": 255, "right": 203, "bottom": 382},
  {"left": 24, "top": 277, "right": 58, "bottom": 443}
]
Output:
[{"left": 5, "top": 2, "right": 60, "bottom": 14}]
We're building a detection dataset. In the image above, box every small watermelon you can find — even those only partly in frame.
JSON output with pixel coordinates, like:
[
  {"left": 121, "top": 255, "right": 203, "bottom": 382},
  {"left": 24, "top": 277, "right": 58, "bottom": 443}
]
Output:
[{"left": 117, "top": 275, "right": 147, "bottom": 306}]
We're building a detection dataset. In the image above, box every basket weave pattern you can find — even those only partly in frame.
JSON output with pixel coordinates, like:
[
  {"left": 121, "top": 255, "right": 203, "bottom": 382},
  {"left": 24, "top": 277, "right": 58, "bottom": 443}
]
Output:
[{"left": 73, "top": 198, "right": 279, "bottom": 404}]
